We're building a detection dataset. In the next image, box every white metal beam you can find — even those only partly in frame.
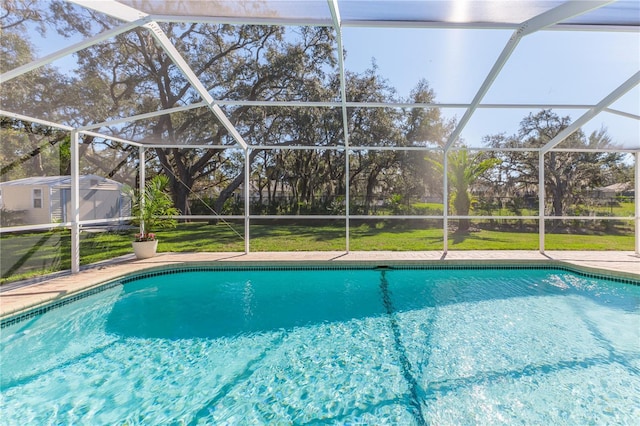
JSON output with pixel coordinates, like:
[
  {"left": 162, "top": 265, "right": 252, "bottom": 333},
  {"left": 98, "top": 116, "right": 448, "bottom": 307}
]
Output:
[
  {"left": 69, "top": 0, "right": 149, "bottom": 22},
  {"left": 551, "top": 147, "right": 639, "bottom": 154},
  {"left": 147, "top": 16, "right": 637, "bottom": 33},
  {"left": 636, "top": 152, "right": 640, "bottom": 255},
  {"left": 214, "top": 100, "right": 598, "bottom": 109},
  {"left": 342, "top": 21, "right": 637, "bottom": 33},
  {"left": 207, "top": 103, "right": 249, "bottom": 150},
  {"left": 443, "top": 151, "right": 448, "bottom": 253},
  {"left": 0, "top": 111, "right": 142, "bottom": 148},
  {"left": 78, "top": 101, "right": 602, "bottom": 132},
  {"left": 518, "top": 1, "right": 615, "bottom": 37},
  {"left": 478, "top": 103, "right": 594, "bottom": 110},
  {"left": 444, "top": 0, "right": 615, "bottom": 151},
  {"left": 442, "top": 36, "right": 520, "bottom": 150},
  {"left": 539, "top": 153, "right": 545, "bottom": 253},
  {"left": 79, "top": 101, "right": 207, "bottom": 131},
  {"left": 169, "top": 100, "right": 600, "bottom": 109},
  {"left": 541, "top": 71, "right": 640, "bottom": 153},
  {"left": 0, "top": 110, "right": 74, "bottom": 130},
  {"left": 1, "top": 20, "right": 148, "bottom": 82},
  {"left": 328, "top": 0, "right": 352, "bottom": 252},
  {"left": 70, "top": 130, "right": 80, "bottom": 273},
  {"left": 124, "top": 143, "right": 236, "bottom": 149},
  {"left": 139, "top": 147, "right": 146, "bottom": 237},
  {"left": 604, "top": 108, "right": 640, "bottom": 121},
  {"left": 153, "top": 15, "right": 333, "bottom": 28},
  {"left": 66, "top": 0, "right": 249, "bottom": 151},
  {"left": 143, "top": 21, "right": 248, "bottom": 150},
  {"left": 149, "top": 17, "right": 640, "bottom": 34},
  {"left": 244, "top": 149, "right": 251, "bottom": 254},
  {"left": 79, "top": 130, "right": 142, "bottom": 147}
]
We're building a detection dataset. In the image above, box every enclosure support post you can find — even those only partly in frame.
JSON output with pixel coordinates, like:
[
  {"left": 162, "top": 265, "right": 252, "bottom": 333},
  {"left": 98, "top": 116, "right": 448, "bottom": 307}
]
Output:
[
  {"left": 139, "top": 147, "right": 145, "bottom": 236},
  {"left": 70, "top": 130, "right": 80, "bottom": 274},
  {"left": 244, "top": 148, "right": 251, "bottom": 254},
  {"left": 539, "top": 152, "right": 545, "bottom": 253},
  {"left": 635, "top": 152, "right": 639, "bottom": 255},
  {"left": 443, "top": 150, "right": 448, "bottom": 254},
  {"left": 345, "top": 148, "right": 350, "bottom": 253},
  {"left": 328, "top": 0, "right": 350, "bottom": 254}
]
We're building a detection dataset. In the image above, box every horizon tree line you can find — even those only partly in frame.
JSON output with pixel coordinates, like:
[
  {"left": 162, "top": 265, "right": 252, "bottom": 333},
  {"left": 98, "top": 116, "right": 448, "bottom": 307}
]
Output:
[{"left": 1, "top": 1, "right": 634, "bottom": 231}]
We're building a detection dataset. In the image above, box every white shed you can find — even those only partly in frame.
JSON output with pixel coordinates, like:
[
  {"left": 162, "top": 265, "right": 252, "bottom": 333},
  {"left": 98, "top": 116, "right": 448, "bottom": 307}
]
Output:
[{"left": 0, "top": 175, "right": 131, "bottom": 226}]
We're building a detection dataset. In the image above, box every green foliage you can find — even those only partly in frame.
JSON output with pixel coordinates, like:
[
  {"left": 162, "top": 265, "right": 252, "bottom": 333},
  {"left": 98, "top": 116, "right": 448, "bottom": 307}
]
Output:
[
  {"left": 1, "top": 221, "right": 635, "bottom": 284},
  {"left": 328, "top": 195, "right": 346, "bottom": 215},
  {"left": 411, "top": 202, "right": 444, "bottom": 215},
  {"left": 487, "top": 110, "right": 628, "bottom": 217},
  {"left": 1, "top": 8, "right": 633, "bottom": 257},
  {"left": 0, "top": 208, "right": 25, "bottom": 226},
  {"left": 388, "top": 194, "right": 404, "bottom": 214},
  {"left": 125, "top": 175, "right": 179, "bottom": 238},
  {"left": 447, "top": 150, "right": 501, "bottom": 214},
  {"left": 0, "top": 117, "right": 71, "bottom": 180},
  {"left": 222, "top": 196, "right": 243, "bottom": 215},
  {"left": 428, "top": 149, "right": 501, "bottom": 232}
]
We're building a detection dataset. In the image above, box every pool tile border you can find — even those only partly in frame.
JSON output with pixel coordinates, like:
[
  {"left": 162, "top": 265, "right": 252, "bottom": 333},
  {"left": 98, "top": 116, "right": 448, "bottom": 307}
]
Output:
[
  {"left": 117, "top": 263, "right": 640, "bottom": 285},
  {"left": 3, "top": 263, "right": 638, "bottom": 329},
  {"left": 0, "top": 279, "right": 123, "bottom": 328}
]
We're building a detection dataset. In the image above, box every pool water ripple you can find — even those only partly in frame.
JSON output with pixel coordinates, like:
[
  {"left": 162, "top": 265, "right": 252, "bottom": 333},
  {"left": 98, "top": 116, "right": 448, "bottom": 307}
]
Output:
[{"left": 1, "top": 268, "right": 639, "bottom": 424}]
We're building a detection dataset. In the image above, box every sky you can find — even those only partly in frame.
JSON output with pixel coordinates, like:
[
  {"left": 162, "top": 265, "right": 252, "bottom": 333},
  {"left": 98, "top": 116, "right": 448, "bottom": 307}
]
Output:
[
  {"left": 342, "top": 26, "right": 640, "bottom": 148},
  {"left": 14, "top": 2, "right": 640, "bottom": 150}
]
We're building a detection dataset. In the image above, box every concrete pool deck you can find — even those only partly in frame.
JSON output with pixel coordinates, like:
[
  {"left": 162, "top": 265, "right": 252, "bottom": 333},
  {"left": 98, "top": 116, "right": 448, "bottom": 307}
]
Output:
[{"left": 1, "top": 250, "right": 638, "bottom": 319}]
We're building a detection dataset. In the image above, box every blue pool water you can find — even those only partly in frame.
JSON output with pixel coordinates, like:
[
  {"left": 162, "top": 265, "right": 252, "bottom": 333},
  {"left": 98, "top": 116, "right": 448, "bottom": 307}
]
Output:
[{"left": 1, "top": 267, "right": 639, "bottom": 424}]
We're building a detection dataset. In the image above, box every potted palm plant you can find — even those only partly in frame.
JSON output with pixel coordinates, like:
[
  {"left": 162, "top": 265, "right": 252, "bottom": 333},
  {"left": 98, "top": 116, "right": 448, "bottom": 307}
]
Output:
[{"left": 127, "top": 175, "right": 179, "bottom": 259}]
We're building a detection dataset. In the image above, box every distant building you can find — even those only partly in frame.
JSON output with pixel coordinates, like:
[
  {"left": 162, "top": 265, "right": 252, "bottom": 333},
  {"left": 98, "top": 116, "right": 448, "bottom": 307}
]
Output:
[
  {"left": 592, "top": 182, "right": 633, "bottom": 201},
  {"left": 0, "top": 175, "right": 131, "bottom": 226}
]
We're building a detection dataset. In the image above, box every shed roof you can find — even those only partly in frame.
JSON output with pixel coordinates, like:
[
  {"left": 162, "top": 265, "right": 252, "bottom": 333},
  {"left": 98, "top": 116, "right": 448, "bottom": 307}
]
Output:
[
  {"left": 0, "top": 175, "right": 122, "bottom": 188},
  {"left": 596, "top": 181, "right": 633, "bottom": 192}
]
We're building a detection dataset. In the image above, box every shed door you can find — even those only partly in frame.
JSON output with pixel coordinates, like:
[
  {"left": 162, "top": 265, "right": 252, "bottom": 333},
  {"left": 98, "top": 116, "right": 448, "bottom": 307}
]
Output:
[{"left": 58, "top": 188, "right": 70, "bottom": 222}]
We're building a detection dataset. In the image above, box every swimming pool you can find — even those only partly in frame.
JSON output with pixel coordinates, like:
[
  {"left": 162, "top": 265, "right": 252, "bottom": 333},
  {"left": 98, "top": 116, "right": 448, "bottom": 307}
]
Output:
[{"left": 1, "top": 266, "right": 639, "bottom": 424}]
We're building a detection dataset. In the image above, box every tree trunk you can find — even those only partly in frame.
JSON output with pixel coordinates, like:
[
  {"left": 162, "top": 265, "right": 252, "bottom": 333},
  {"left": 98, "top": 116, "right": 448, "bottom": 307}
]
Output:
[
  {"left": 213, "top": 150, "right": 259, "bottom": 214},
  {"left": 214, "top": 172, "right": 243, "bottom": 215},
  {"left": 457, "top": 218, "right": 470, "bottom": 233},
  {"left": 173, "top": 181, "right": 191, "bottom": 215},
  {"left": 553, "top": 192, "right": 563, "bottom": 217},
  {"left": 454, "top": 191, "right": 471, "bottom": 233},
  {"left": 364, "top": 167, "right": 380, "bottom": 215}
]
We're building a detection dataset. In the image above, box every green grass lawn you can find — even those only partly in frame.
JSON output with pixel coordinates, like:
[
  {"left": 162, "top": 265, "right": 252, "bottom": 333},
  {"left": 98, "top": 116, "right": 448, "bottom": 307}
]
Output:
[
  {"left": 409, "top": 202, "right": 635, "bottom": 218},
  {"left": 1, "top": 220, "right": 635, "bottom": 284},
  {"left": 594, "top": 202, "right": 635, "bottom": 217}
]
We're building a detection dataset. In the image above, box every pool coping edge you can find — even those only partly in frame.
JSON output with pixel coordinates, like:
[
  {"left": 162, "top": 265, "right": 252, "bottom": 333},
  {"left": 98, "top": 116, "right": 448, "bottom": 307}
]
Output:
[{"left": 2, "top": 257, "right": 638, "bottom": 325}]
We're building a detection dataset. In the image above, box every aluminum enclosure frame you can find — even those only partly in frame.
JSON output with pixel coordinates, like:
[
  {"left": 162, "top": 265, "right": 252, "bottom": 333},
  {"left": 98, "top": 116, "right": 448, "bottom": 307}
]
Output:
[{"left": 1, "top": 0, "right": 639, "bottom": 275}]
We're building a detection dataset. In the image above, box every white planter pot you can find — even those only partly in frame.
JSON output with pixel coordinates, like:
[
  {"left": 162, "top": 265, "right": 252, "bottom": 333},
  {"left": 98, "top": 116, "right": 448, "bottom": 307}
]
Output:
[{"left": 132, "top": 240, "right": 158, "bottom": 259}]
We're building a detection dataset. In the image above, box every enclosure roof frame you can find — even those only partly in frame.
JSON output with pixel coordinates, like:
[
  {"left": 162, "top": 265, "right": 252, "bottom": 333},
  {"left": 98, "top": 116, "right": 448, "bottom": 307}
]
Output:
[{"left": 0, "top": 0, "right": 638, "bottom": 152}]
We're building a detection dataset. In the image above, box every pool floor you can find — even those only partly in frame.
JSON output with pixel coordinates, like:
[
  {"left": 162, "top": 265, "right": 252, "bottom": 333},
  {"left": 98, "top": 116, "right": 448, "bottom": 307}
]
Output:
[{"left": 1, "top": 267, "right": 639, "bottom": 424}]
